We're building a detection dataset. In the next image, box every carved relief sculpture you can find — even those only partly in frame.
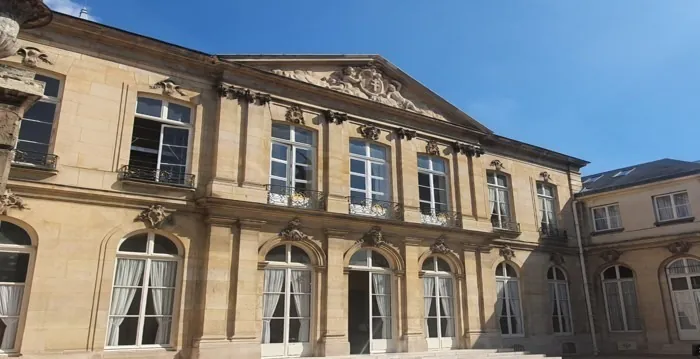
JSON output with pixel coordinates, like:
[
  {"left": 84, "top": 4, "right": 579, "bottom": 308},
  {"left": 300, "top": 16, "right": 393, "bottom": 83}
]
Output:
[
  {"left": 396, "top": 128, "right": 416, "bottom": 140},
  {"left": 358, "top": 124, "right": 380, "bottom": 140},
  {"left": 430, "top": 235, "right": 454, "bottom": 254},
  {"left": 16, "top": 46, "right": 51, "bottom": 67},
  {"left": 540, "top": 171, "right": 552, "bottom": 182},
  {"left": 599, "top": 249, "right": 622, "bottom": 263},
  {"left": 425, "top": 140, "right": 440, "bottom": 156},
  {"left": 358, "top": 226, "right": 386, "bottom": 247},
  {"left": 279, "top": 217, "right": 310, "bottom": 241},
  {"left": 453, "top": 142, "right": 485, "bottom": 157},
  {"left": 0, "top": 189, "right": 27, "bottom": 214},
  {"left": 285, "top": 105, "right": 305, "bottom": 125},
  {"left": 667, "top": 241, "right": 692, "bottom": 254},
  {"left": 272, "top": 65, "right": 444, "bottom": 119},
  {"left": 549, "top": 252, "right": 565, "bottom": 266},
  {"left": 322, "top": 109, "right": 348, "bottom": 125},
  {"left": 499, "top": 245, "right": 515, "bottom": 261},
  {"left": 136, "top": 204, "right": 169, "bottom": 229},
  {"left": 490, "top": 160, "right": 505, "bottom": 171},
  {"left": 151, "top": 80, "right": 186, "bottom": 96}
]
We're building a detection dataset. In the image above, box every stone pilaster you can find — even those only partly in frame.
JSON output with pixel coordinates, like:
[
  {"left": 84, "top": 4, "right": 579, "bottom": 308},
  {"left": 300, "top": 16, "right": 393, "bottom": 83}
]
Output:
[
  {"left": 199, "top": 218, "right": 235, "bottom": 342},
  {"left": 403, "top": 238, "right": 427, "bottom": 352},
  {"left": 209, "top": 96, "right": 241, "bottom": 196},
  {"left": 325, "top": 121, "right": 350, "bottom": 214},
  {"left": 397, "top": 138, "right": 420, "bottom": 223},
  {"left": 469, "top": 248, "right": 502, "bottom": 349},
  {"left": 322, "top": 230, "right": 350, "bottom": 356},
  {"left": 239, "top": 103, "right": 270, "bottom": 201}
]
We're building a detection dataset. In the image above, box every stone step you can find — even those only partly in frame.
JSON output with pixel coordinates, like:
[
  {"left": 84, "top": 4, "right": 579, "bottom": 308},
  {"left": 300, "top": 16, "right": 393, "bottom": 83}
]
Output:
[{"left": 318, "top": 349, "right": 559, "bottom": 359}]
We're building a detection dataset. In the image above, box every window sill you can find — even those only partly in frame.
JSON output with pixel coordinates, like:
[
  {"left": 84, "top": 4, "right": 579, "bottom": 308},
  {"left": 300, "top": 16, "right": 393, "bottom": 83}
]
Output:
[
  {"left": 591, "top": 227, "right": 625, "bottom": 236},
  {"left": 103, "top": 347, "right": 176, "bottom": 356},
  {"left": 655, "top": 216, "right": 695, "bottom": 227},
  {"left": 120, "top": 178, "right": 195, "bottom": 191}
]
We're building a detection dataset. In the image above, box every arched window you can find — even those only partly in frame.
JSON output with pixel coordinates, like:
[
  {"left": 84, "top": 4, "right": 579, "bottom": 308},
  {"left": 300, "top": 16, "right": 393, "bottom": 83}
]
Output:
[
  {"left": 666, "top": 258, "right": 700, "bottom": 340},
  {"left": 422, "top": 257, "right": 455, "bottom": 349},
  {"left": 601, "top": 265, "right": 641, "bottom": 332},
  {"left": 0, "top": 221, "right": 32, "bottom": 352},
  {"left": 495, "top": 262, "right": 522, "bottom": 336},
  {"left": 547, "top": 267, "right": 572, "bottom": 334},
  {"left": 106, "top": 232, "right": 180, "bottom": 348},
  {"left": 261, "top": 244, "right": 312, "bottom": 357}
]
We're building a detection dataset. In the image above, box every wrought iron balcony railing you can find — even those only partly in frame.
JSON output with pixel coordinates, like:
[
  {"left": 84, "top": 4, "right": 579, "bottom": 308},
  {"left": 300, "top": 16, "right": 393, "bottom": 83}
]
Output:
[
  {"left": 13, "top": 150, "right": 58, "bottom": 170},
  {"left": 539, "top": 225, "right": 568, "bottom": 239},
  {"left": 492, "top": 217, "right": 521, "bottom": 232},
  {"left": 347, "top": 197, "right": 404, "bottom": 221},
  {"left": 118, "top": 165, "right": 195, "bottom": 188},
  {"left": 420, "top": 209, "right": 462, "bottom": 227},
  {"left": 266, "top": 184, "right": 326, "bottom": 210}
]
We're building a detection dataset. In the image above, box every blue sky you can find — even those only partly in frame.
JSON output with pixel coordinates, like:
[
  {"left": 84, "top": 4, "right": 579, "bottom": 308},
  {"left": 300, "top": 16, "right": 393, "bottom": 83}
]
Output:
[{"left": 47, "top": 0, "right": 700, "bottom": 174}]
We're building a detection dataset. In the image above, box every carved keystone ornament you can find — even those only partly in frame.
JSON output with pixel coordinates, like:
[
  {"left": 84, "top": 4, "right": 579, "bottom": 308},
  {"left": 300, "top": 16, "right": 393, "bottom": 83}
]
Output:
[
  {"left": 667, "top": 241, "right": 692, "bottom": 254},
  {"left": 549, "top": 252, "right": 565, "bottom": 266},
  {"left": 358, "top": 226, "right": 386, "bottom": 247},
  {"left": 322, "top": 109, "right": 348, "bottom": 125},
  {"left": 136, "top": 205, "right": 169, "bottom": 228},
  {"left": 285, "top": 105, "right": 305, "bottom": 125},
  {"left": 425, "top": 140, "right": 440, "bottom": 156},
  {"left": 16, "top": 46, "right": 51, "bottom": 67},
  {"left": 430, "top": 235, "right": 454, "bottom": 254},
  {"left": 0, "top": 189, "right": 27, "bottom": 214},
  {"left": 359, "top": 124, "right": 380, "bottom": 140},
  {"left": 151, "top": 80, "right": 186, "bottom": 97},
  {"left": 490, "top": 160, "right": 505, "bottom": 171},
  {"left": 599, "top": 249, "right": 621, "bottom": 263},
  {"left": 279, "top": 217, "right": 310, "bottom": 242},
  {"left": 396, "top": 128, "right": 416, "bottom": 140},
  {"left": 540, "top": 171, "right": 552, "bottom": 182},
  {"left": 499, "top": 245, "right": 515, "bottom": 261}
]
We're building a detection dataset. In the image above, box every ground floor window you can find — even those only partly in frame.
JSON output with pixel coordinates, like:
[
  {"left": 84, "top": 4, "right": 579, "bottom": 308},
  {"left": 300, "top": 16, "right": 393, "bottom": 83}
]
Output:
[{"left": 0, "top": 221, "right": 33, "bottom": 352}]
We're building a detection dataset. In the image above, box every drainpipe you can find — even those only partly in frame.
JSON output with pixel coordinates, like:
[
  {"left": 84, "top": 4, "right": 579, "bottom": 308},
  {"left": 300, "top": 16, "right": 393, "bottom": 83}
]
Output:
[{"left": 572, "top": 199, "right": 599, "bottom": 355}]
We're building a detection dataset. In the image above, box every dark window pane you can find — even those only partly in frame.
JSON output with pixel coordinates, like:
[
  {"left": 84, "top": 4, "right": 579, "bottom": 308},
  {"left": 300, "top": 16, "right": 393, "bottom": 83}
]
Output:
[
  {"left": 692, "top": 276, "right": 700, "bottom": 290},
  {"left": 126, "top": 288, "right": 142, "bottom": 315},
  {"left": 351, "top": 175, "right": 366, "bottom": 190},
  {"left": 618, "top": 266, "right": 634, "bottom": 278},
  {"left": 505, "top": 264, "right": 517, "bottom": 278},
  {"left": 350, "top": 191, "right": 366, "bottom": 205},
  {"left": 371, "top": 318, "right": 390, "bottom": 339},
  {"left": 16, "top": 141, "right": 49, "bottom": 155},
  {"left": 434, "top": 175, "right": 447, "bottom": 190},
  {"left": 0, "top": 252, "right": 29, "bottom": 282},
  {"left": 350, "top": 159, "right": 365, "bottom": 174},
  {"left": 295, "top": 148, "right": 311, "bottom": 165},
  {"left": 166, "top": 103, "right": 191, "bottom": 123},
  {"left": 115, "top": 316, "right": 139, "bottom": 346},
  {"left": 437, "top": 258, "right": 451, "bottom": 272},
  {"left": 349, "top": 250, "right": 367, "bottom": 266},
  {"left": 419, "top": 202, "right": 432, "bottom": 214},
  {"left": 0, "top": 222, "right": 31, "bottom": 245},
  {"left": 35, "top": 74, "right": 60, "bottom": 98},
  {"left": 136, "top": 97, "right": 162, "bottom": 117},
  {"left": 371, "top": 251, "right": 390, "bottom": 268},
  {"left": 160, "top": 145, "right": 187, "bottom": 166},
  {"left": 432, "top": 159, "right": 446, "bottom": 173},
  {"left": 265, "top": 246, "right": 286, "bottom": 262},
  {"left": 371, "top": 163, "right": 383, "bottom": 177},
  {"left": 18, "top": 119, "right": 52, "bottom": 145},
  {"left": 145, "top": 288, "right": 175, "bottom": 315},
  {"left": 162, "top": 127, "right": 188, "bottom": 147},
  {"left": 422, "top": 258, "right": 434, "bottom": 271},
  {"left": 140, "top": 316, "right": 161, "bottom": 345},
  {"left": 499, "top": 317, "right": 509, "bottom": 334},
  {"left": 159, "top": 165, "right": 186, "bottom": 184},
  {"left": 440, "top": 318, "right": 454, "bottom": 337},
  {"left": 487, "top": 173, "right": 496, "bottom": 185},
  {"left": 294, "top": 182, "right": 309, "bottom": 192},
  {"left": 131, "top": 118, "right": 161, "bottom": 152},
  {"left": 153, "top": 235, "right": 178, "bottom": 254},
  {"left": 547, "top": 268, "right": 554, "bottom": 280},
  {"left": 495, "top": 264, "right": 504, "bottom": 277},
  {"left": 418, "top": 186, "right": 431, "bottom": 202},
  {"left": 370, "top": 144, "right": 386, "bottom": 160},
  {"left": 24, "top": 101, "right": 56, "bottom": 124},
  {"left": 418, "top": 173, "right": 430, "bottom": 187},
  {"left": 271, "top": 143, "right": 287, "bottom": 160},
  {"left": 603, "top": 267, "right": 617, "bottom": 279},
  {"left": 119, "top": 234, "right": 148, "bottom": 253},
  {"left": 268, "top": 318, "right": 284, "bottom": 343},
  {"left": 271, "top": 162, "right": 287, "bottom": 178},
  {"left": 270, "top": 178, "right": 287, "bottom": 190},
  {"left": 434, "top": 188, "right": 448, "bottom": 204},
  {"left": 272, "top": 123, "right": 290, "bottom": 140},
  {"left": 288, "top": 318, "right": 310, "bottom": 342},
  {"left": 350, "top": 140, "right": 365, "bottom": 156},
  {"left": 426, "top": 317, "right": 438, "bottom": 337},
  {"left": 671, "top": 277, "right": 689, "bottom": 291},
  {"left": 290, "top": 246, "right": 310, "bottom": 264},
  {"left": 294, "top": 165, "right": 311, "bottom": 181},
  {"left": 418, "top": 155, "right": 430, "bottom": 169},
  {"left": 294, "top": 128, "right": 312, "bottom": 145}
]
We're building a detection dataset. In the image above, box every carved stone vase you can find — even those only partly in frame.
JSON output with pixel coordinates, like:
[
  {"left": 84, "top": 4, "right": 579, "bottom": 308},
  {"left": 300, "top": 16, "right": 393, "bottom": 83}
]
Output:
[{"left": 0, "top": 0, "right": 52, "bottom": 59}]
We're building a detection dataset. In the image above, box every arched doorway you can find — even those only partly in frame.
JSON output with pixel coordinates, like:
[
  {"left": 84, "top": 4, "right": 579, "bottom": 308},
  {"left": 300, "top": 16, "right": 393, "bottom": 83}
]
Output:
[
  {"left": 0, "top": 221, "right": 33, "bottom": 352},
  {"left": 261, "top": 244, "right": 313, "bottom": 357},
  {"left": 667, "top": 258, "right": 700, "bottom": 340},
  {"left": 422, "top": 256, "right": 455, "bottom": 350},
  {"left": 347, "top": 249, "right": 393, "bottom": 354}
]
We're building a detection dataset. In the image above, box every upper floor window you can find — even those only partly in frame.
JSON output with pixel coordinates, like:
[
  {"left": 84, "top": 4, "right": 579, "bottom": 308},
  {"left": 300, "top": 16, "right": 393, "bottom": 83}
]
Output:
[
  {"left": 601, "top": 265, "right": 641, "bottom": 332},
  {"left": 654, "top": 191, "right": 691, "bottom": 222},
  {"left": 128, "top": 97, "right": 192, "bottom": 186},
  {"left": 537, "top": 183, "right": 557, "bottom": 231},
  {"left": 487, "top": 172, "right": 511, "bottom": 229},
  {"left": 418, "top": 155, "right": 449, "bottom": 225},
  {"left": 0, "top": 221, "right": 33, "bottom": 352},
  {"left": 591, "top": 204, "right": 621, "bottom": 232},
  {"left": 349, "top": 140, "right": 391, "bottom": 217},
  {"left": 268, "top": 124, "right": 315, "bottom": 208},
  {"left": 16, "top": 74, "right": 61, "bottom": 166}
]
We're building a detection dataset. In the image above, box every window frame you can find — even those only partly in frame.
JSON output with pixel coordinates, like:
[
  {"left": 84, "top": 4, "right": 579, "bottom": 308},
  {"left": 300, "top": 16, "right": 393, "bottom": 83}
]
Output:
[
  {"left": 487, "top": 172, "right": 511, "bottom": 229},
  {"left": 495, "top": 262, "right": 524, "bottom": 337},
  {"left": 547, "top": 266, "right": 573, "bottom": 335},
  {"left": 422, "top": 257, "right": 455, "bottom": 340},
  {"left": 349, "top": 140, "right": 390, "bottom": 203},
  {"left": 590, "top": 203, "right": 622, "bottom": 232},
  {"left": 105, "top": 232, "right": 182, "bottom": 350},
  {"left": 537, "top": 182, "right": 558, "bottom": 230},
  {"left": 653, "top": 191, "right": 692, "bottom": 223},
  {"left": 0, "top": 222, "right": 34, "bottom": 353},
  {"left": 269, "top": 123, "right": 316, "bottom": 191},
  {"left": 129, "top": 96, "right": 193, "bottom": 182},
  {"left": 600, "top": 265, "right": 642, "bottom": 333},
  {"left": 417, "top": 155, "right": 450, "bottom": 216},
  {"left": 16, "top": 73, "right": 62, "bottom": 160}
]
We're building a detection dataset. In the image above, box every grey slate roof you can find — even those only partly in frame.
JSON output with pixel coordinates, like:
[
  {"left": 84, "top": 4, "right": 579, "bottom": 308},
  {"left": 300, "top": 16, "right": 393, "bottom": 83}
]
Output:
[{"left": 577, "top": 158, "right": 700, "bottom": 197}]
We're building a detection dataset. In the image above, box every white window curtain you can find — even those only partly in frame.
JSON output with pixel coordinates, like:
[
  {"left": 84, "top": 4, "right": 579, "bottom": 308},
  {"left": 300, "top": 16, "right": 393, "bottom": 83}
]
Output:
[
  {"left": 107, "top": 259, "right": 145, "bottom": 346},
  {"left": 149, "top": 260, "right": 177, "bottom": 344},
  {"left": 496, "top": 279, "right": 505, "bottom": 324},
  {"left": 423, "top": 277, "right": 434, "bottom": 336},
  {"left": 262, "top": 269, "right": 285, "bottom": 344},
  {"left": 438, "top": 278, "right": 454, "bottom": 337},
  {"left": 372, "top": 274, "right": 390, "bottom": 338},
  {"left": 507, "top": 281, "right": 522, "bottom": 334},
  {"left": 290, "top": 270, "right": 310, "bottom": 342},
  {"left": 675, "top": 193, "right": 691, "bottom": 218},
  {"left": 0, "top": 285, "right": 23, "bottom": 350},
  {"left": 604, "top": 282, "right": 623, "bottom": 331},
  {"left": 621, "top": 281, "right": 641, "bottom": 330},
  {"left": 656, "top": 196, "right": 674, "bottom": 221}
]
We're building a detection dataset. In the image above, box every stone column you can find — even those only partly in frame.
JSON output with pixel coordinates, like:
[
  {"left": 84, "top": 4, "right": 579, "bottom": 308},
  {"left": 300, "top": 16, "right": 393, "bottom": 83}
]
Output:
[
  {"left": 403, "top": 238, "right": 427, "bottom": 352},
  {"left": 322, "top": 230, "right": 350, "bottom": 356}
]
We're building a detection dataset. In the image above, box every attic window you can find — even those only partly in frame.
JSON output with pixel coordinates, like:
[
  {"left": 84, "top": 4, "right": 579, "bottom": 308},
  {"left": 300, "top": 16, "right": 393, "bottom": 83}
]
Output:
[
  {"left": 583, "top": 175, "right": 603, "bottom": 185},
  {"left": 612, "top": 168, "right": 635, "bottom": 178}
]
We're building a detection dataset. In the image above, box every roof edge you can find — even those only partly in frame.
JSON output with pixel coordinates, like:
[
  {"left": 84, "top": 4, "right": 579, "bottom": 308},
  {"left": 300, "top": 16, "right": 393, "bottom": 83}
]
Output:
[{"left": 576, "top": 169, "right": 700, "bottom": 198}]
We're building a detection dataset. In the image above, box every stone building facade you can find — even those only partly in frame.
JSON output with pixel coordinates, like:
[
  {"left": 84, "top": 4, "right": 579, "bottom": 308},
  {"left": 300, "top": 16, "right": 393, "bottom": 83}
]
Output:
[{"left": 0, "top": 13, "right": 593, "bottom": 359}]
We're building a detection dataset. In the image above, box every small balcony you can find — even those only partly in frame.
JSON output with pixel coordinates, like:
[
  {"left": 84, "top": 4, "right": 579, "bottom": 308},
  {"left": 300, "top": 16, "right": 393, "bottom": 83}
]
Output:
[
  {"left": 12, "top": 150, "right": 58, "bottom": 171},
  {"left": 266, "top": 184, "right": 326, "bottom": 210},
  {"left": 347, "top": 197, "right": 404, "bottom": 221},
  {"left": 492, "top": 217, "right": 521, "bottom": 233},
  {"left": 420, "top": 209, "right": 461, "bottom": 227},
  {"left": 118, "top": 165, "right": 195, "bottom": 188},
  {"left": 540, "top": 225, "right": 568, "bottom": 240}
]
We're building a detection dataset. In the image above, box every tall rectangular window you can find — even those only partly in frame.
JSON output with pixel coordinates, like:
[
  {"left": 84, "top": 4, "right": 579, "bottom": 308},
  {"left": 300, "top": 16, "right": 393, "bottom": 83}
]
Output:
[
  {"left": 591, "top": 204, "right": 621, "bottom": 232},
  {"left": 16, "top": 74, "right": 61, "bottom": 164},
  {"left": 128, "top": 97, "right": 191, "bottom": 185},
  {"left": 349, "top": 140, "right": 390, "bottom": 217},
  {"left": 488, "top": 172, "right": 511, "bottom": 229},
  {"left": 537, "top": 183, "right": 557, "bottom": 232},
  {"left": 418, "top": 155, "right": 449, "bottom": 225},
  {"left": 654, "top": 191, "right": 691, "bottom": 222},
  {"left": 268, "top": 124, "right": 315, "bottom": 208}
]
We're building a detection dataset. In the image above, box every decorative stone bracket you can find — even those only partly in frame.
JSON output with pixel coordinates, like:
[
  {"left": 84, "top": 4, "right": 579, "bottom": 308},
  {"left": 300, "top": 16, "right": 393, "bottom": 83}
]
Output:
[
  {"left": 151, "top": 79, "right": 186, "bottom": 97},
  {"left": 357, "top": 226, "right": 386, "bottom": 247},
  {"left": 285, "top": 105, "right": 304, "bottom": 125},
  {"left": 430, "top": 235, "right": 454, "bottom": 254},
  {"left": 322, "top": 109, "right": 348, "bottom": 125},
  {"left": 396, "top": 128, "right": 416, "bottom": 140},
  {"left": 16, "top": 46, "right": 51, "bottom": 67},
  {"left": 136, "top": 204, "right": 172, "bottom": 229},
  {"left": 425, "top": 140, "right": 440, "bottom": 156},
  {"left": 0, "top": 189, "right": 27, "bottom": 214},
  {"left": 490, "top": 160, "right": 505, "bottom": 171},
  {"left": 549, "top": 252, "right": 565, "bottom": 266},
  {"left": 279, "top": 217, "right": 310, "bottom": 241},
  {"left": 217, "top": 84, "right": 271, "bottom": 105},
  {"left": 358, "top": 124, "right": 381, "bottom": 140},
  {"left": 452, "top": 142, "right": 484, "bottom": 157}
]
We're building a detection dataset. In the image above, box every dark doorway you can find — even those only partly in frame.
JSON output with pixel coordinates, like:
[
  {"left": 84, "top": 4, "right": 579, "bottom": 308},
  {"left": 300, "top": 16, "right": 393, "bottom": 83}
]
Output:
[{"left": 348, "top": 270, "right": 369, "bottom": 354}]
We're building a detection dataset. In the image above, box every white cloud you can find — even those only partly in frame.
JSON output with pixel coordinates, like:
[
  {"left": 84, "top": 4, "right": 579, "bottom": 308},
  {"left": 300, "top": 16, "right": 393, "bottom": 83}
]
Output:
[{"left": 44, "top": 0, "right": 99, "bottom": 21}]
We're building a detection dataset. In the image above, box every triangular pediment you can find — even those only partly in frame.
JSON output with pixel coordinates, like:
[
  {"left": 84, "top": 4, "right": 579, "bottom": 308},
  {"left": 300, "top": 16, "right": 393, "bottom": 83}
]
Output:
[{"left": 218, "top": 55, "right": 492, "bottom": 134}]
